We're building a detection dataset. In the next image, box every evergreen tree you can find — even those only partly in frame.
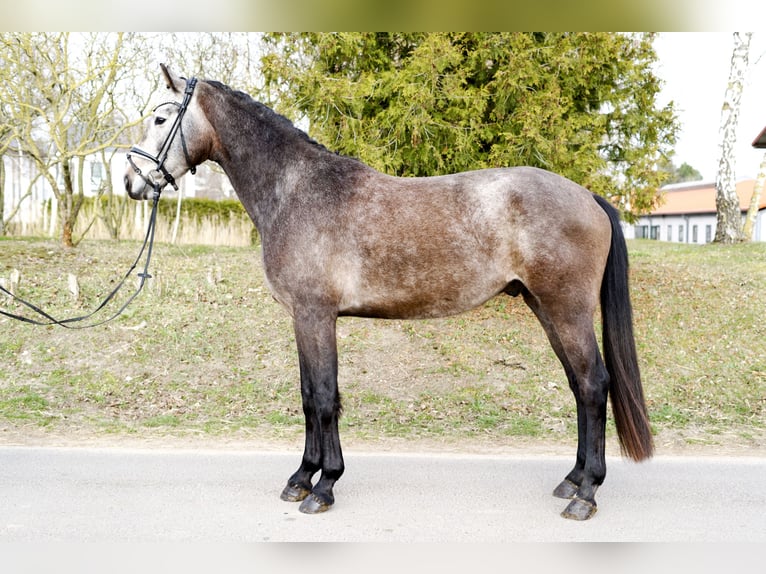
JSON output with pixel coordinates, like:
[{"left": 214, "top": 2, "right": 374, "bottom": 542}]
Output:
[
  {"left": 659, "top": 159, "right": 703, "bottom": 184},
  {"left": 262, "top": 32, "right": 678, "bottom": 219}
]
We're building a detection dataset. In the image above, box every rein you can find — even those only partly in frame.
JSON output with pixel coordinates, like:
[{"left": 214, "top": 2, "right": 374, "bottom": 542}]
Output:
[
  {"left": 0, "top": 185, "right": 162, "bottom": 329},
  {"left": 1, "top": 78, "right": 199, "bottom": 329}
]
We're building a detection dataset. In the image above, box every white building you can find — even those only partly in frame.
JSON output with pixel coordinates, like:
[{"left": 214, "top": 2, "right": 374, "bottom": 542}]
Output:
[{"left": 630, "top": 180, "right": 766, "bottom": 244}]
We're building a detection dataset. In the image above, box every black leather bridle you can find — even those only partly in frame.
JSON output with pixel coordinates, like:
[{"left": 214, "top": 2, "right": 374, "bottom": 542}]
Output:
[{"left": 126, "top": 77, "right": 198, "bottom": 192}]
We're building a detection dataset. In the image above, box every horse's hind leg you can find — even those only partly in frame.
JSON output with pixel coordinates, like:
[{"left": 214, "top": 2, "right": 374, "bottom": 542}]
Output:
[
  {"left": 522, "top": 290, "right": 608, "bottom": 520},
  {"left": 522, "top": 292, "right": 583, "bottom": 496},
  {"left": 280, "top": 308, "right": 345, "bottom": 514}
]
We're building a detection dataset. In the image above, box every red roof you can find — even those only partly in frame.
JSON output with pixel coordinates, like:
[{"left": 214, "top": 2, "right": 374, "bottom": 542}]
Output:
[{"left": 652, "top": 180, "right": 765, "bottom": 215}]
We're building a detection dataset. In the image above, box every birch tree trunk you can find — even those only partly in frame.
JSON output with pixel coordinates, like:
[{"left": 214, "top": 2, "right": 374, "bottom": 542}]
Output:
[
  {"left": 714, "top": 32, "right": 752, "bottom": 244},
  {"left": 742, "top": 151, "right": 766, "bottom": 240}
]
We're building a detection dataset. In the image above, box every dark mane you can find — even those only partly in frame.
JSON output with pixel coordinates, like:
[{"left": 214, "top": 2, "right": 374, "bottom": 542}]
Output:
[{"left": 203, "top": 79, "right": 334, "bottom": 156}]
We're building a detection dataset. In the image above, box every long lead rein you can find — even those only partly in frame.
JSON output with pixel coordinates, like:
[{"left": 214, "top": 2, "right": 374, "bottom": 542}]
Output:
[{"left": 0, "top": 185, "right": 162, "bottom": 329}]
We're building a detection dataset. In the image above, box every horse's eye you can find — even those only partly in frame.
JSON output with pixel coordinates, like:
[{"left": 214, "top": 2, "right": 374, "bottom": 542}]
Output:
[{"left": 154, "top": 117, "right": 166, "bottom": 126}]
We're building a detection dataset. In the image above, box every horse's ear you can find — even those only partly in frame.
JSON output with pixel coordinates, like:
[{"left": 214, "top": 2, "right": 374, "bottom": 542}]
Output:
[{"left": 160, "top": 63, "right": 184, "bottom": 94}]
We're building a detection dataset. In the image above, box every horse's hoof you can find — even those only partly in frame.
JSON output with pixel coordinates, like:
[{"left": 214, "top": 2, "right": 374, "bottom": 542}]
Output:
[
  {"left": 553, "top": 479, "right": 579, "bottom": 500},
  {"left": 298, "top": 492, "right": 333, "bottom": 514},
  {"left": 561, "top": 497, "right": 597, "bottom": 521},
  {"left": 280, "top": 483, "right": 311, "bottom": 502}
]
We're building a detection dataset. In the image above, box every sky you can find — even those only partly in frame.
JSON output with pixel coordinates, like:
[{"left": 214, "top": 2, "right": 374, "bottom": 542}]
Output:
[{"left": 653, "top": 32, "right": 766, "bottom": 182}]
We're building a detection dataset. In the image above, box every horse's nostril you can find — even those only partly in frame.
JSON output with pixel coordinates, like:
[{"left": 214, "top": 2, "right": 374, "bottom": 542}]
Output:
[{"left": 124, "top": 174, "right": 131, "bottom": 193}]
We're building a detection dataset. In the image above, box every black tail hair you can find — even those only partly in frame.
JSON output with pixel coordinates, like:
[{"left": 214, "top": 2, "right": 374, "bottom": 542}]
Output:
[{"left": 593, "top": 194, "right": 654, "bottom": 461}]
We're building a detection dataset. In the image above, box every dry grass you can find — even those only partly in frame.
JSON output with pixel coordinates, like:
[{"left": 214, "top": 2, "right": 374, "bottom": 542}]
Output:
[{"left": 1, "top": 237, "right": 764, "bottom": 453}]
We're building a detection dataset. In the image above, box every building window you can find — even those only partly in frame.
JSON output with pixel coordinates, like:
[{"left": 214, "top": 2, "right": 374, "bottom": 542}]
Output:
[
  {"left": 667, "top": 225, "right": 672, "bottom": 242},
  {"left": 705, "top": 225, "right": 712, "bottom": 243},
  {"left": 692, "top": 225, "right": 698, "bottom": 243},
  {"left": 635, "top": 225, "right": 648, "bottom": 239},
  {"left": 91, "top": 161, "right": 105, "bottom": 186},
  {"left": 650, "top": 225, "right": 660, "bottom": 240},
  {"left": 678, "top": 225, "right": 684, "bottom": 242}
]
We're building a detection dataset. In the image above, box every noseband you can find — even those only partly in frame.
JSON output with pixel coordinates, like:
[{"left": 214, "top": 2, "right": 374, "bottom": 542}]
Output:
[{"left": 127, "top": 77, "right": 198, "bottom": 191}]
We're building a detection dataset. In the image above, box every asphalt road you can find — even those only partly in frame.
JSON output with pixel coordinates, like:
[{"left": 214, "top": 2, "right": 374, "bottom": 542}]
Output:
[{"left": 0, "top": 446, "right": 764, "bottom": 542}]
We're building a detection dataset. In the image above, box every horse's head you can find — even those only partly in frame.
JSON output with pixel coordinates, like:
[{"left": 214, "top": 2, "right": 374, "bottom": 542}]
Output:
[{"left": 124, "top": 64, "right": 210, "bottom": 200}]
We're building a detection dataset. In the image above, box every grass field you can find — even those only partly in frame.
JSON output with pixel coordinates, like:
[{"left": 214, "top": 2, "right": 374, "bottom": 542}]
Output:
[{"left": 1, "top": 236, "right": 764, "bottom": 453}]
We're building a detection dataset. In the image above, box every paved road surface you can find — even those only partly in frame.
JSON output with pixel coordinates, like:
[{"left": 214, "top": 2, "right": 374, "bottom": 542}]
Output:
[{"left": 0, "top": 446, "right": 764, "bottom": 542}]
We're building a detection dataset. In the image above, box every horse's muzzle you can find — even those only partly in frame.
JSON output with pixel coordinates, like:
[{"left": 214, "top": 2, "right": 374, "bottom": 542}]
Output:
[{"left": 124, "top": 172, "right": 154, "bottom": 200}]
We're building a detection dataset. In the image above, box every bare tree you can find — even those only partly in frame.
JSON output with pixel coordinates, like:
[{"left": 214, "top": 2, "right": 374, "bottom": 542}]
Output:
[
  {"left": 0, "top": 125, "right": 9, "bottom": 235},
  {"left": 1, "top": 33, "right": 268, "bottom": 244},
  {"left": 152, "top": 33, "right": 263, "bottom": 91},
  {"left": 714, "top": 32, "right": 752, "bottom": 244},
  {"left": 0, "top": 33, "right": 151, "bottom": 247}
]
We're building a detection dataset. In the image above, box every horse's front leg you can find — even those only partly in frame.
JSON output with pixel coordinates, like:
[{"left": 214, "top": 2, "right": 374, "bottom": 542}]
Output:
[{"left": 279, "top": 308, "right": 344, "bottom": 514}]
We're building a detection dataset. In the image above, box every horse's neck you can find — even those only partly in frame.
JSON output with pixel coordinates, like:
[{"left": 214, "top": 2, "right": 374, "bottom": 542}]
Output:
[{"left": 207, "top": 104, "right": 304, "bottom": 233}]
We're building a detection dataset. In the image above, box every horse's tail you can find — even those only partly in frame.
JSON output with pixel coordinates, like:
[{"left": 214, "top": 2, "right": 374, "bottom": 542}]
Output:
[{"left": 593, "top": 194, "right": 654, "bottom": 462}]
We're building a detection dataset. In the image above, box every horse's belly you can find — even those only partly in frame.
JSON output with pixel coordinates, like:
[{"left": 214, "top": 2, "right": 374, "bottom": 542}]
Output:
[{"left": 337, "top": 270, "right": 510, "bottom": 320}]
